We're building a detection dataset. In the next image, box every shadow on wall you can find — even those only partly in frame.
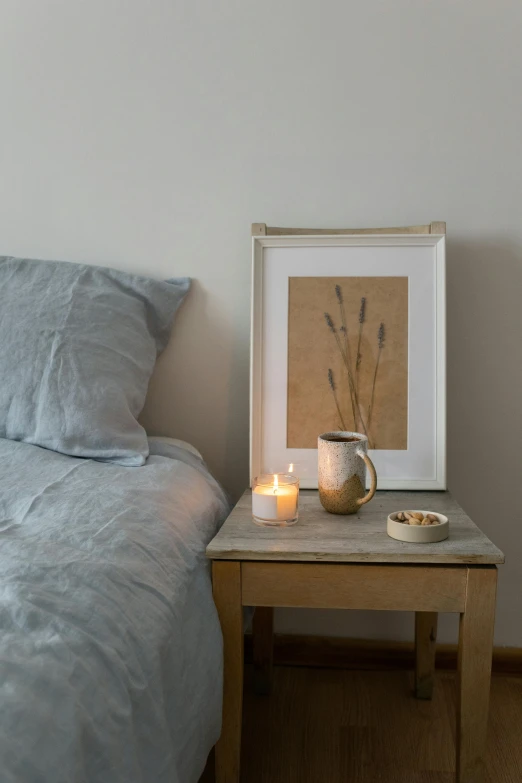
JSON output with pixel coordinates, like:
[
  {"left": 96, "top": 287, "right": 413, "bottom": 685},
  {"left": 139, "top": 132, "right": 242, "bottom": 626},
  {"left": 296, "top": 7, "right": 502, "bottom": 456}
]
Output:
[
  {"left": 447, "top": 239, "right": 522, "bottom": 527},
  {"left": 140, "top": 279, "right": 250, "bottom": 500},
  {"left": 447, "top": 238, "right": 522, "bottom": 643}
]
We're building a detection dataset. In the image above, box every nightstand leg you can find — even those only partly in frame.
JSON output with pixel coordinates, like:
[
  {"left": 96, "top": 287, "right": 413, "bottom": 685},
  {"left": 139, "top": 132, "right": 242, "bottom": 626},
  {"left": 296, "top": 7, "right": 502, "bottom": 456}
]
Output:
[
  {"left": 212, "top": 561, "right": 243, "bottom": 783},
  {"left": 414, "top": 611, "right": 438, "bottom": 699},
  {"left": 253, "top": 607, "right": 274, "bottom": 695},
  {"left": 456, "top": 567, "right": 497, "bottom": 783}
]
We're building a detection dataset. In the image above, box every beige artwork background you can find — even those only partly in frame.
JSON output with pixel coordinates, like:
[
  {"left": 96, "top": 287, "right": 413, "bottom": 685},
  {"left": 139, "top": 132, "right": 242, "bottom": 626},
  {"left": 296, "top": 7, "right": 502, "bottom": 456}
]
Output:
[{"left": 287, "top": 277, "right": 408, "bottom": 450}]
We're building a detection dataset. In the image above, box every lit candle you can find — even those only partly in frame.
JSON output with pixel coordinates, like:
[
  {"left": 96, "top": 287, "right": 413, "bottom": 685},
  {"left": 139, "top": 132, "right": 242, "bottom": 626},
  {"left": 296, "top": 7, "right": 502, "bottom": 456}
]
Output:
[{"left": 252, "top": 474, "right": 299, "bottom": 526}]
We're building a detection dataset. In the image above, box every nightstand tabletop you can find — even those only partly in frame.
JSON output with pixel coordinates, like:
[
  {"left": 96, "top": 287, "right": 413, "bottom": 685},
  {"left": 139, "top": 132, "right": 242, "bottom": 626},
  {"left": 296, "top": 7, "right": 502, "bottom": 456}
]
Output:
[{"left": 206, "top": 489, "right": 504, "bottom": 565}]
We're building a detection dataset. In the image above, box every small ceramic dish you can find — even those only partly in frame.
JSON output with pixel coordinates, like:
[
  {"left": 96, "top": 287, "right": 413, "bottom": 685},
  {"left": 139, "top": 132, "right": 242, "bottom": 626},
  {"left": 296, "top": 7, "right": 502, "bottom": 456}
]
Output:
[{"left": 387, "top": 511, "right": 449, "bottom": 543}]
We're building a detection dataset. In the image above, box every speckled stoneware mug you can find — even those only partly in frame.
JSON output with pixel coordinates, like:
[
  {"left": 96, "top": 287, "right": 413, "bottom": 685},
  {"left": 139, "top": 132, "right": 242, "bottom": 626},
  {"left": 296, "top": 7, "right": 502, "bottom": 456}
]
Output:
[{"left": 318, "top": 431, "right": 377, "bottom": 514}]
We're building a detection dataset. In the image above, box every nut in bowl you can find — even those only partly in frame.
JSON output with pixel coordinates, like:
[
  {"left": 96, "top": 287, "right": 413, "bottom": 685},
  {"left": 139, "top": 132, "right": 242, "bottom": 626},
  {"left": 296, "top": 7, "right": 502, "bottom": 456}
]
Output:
[{"left": 387, "top": 511, "right": 449, "bottom": 543}]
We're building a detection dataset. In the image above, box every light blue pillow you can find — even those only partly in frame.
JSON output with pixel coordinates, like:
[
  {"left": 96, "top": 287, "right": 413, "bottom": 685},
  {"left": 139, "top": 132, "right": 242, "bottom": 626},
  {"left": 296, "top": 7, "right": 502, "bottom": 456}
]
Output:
[{"left": 0, "top": 257, "right": 190, "bottom": 466}]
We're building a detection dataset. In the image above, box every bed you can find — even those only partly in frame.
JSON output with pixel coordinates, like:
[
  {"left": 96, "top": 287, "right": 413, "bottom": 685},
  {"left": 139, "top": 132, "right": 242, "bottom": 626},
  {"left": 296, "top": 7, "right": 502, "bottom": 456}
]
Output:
[
  {"left": 0, "top": 435, "right": 228, "bottom": 783},
  {"left": 0, "top": 256, "right": 230, "bottom": 782}
]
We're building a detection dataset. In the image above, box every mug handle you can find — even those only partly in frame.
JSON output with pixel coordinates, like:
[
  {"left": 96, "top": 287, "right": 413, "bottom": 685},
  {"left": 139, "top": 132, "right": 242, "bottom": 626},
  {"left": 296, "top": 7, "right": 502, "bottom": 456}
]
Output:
[{"left": 356, "top": 450, "right": 377, "bottom": 507}]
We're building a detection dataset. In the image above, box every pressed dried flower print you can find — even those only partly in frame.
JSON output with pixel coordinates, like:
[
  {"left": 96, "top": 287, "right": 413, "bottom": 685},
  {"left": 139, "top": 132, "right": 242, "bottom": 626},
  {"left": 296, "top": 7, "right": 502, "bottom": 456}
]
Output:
[{"left": 287, "top": 277, "right": 408, "bottom": 450}]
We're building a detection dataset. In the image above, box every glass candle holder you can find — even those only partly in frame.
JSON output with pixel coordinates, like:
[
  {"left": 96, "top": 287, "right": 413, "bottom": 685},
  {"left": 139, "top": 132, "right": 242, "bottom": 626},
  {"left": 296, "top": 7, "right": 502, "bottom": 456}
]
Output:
[{"left": 252, "top": 473, "right": 299, "bottom": 527}]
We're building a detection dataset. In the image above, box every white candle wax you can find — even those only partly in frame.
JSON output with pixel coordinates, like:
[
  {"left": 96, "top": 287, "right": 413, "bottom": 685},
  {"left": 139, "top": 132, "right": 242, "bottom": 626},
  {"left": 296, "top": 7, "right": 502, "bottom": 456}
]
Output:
[{"left": 252, "top": 481, "right": 298, "bottom": 522}]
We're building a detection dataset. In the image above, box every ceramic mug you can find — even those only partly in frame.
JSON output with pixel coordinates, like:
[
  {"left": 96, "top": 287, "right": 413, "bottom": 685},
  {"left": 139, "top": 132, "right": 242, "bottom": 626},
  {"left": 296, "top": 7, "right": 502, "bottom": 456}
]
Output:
[{"left": 318, "top": 431, "right": 377, "bottom": 514}]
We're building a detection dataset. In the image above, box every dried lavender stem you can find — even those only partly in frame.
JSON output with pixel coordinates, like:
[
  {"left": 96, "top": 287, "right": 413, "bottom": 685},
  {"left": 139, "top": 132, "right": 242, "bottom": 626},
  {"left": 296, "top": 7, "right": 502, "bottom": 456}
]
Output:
[
  {"left": 325, "top": 311, "right": 372, "bottom": 443},
  {"left": 340, "top": 335, "right": 372, "bottom": 442},
  {"left": 355, "top": 329, "right": 363, "bottom": 389},
  {"left": 348, "top": 371, "right": 373, "bottom": 447},
  {"left": 355, "top": 297, "right": 366, "bottom": 404},
  {"left": 339, "top": 341, "right": 372, "bottom": 443},
  {"left": 332, "top": 392, "right": 346, "bottom": 431},
  {"left": 367, "top": 322, "right": 385, "bottom": 443},
  {"left": 327, "top": 369, "right": 346, "bottom": 431},
  {"left": 332, "top": 330, "right": 358, "bottom": 430},
  {"left": 335, "top": 287, "right": 358, "bottom": 430},
  {"left": 337, "top": 289, "right": 350, "bottom": 364},
  {"left": 338, "top": 290, "right": 369, "bottom": 436},
  {"left": 367, "top": 351, "right": 381, "bottom": 432}
]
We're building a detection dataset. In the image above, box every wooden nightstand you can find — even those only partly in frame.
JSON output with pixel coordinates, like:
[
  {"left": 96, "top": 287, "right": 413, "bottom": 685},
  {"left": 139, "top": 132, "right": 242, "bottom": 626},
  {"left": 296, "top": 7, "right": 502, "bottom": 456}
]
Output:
[{"left": 206, "top": 489, "right": 504, "bottom": 783}]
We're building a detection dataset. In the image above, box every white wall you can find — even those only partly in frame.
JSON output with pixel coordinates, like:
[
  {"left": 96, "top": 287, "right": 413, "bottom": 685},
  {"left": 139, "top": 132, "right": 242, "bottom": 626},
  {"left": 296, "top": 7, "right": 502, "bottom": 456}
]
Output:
[{"left": 1, "top": 1, "right": 521, "bottom": 646}]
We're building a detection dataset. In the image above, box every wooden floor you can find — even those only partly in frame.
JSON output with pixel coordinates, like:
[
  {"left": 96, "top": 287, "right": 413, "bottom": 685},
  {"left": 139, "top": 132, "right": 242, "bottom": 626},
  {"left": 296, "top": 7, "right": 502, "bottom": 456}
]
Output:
[{"left": 202, "top": 665, "right": 522, "bottom": 783}]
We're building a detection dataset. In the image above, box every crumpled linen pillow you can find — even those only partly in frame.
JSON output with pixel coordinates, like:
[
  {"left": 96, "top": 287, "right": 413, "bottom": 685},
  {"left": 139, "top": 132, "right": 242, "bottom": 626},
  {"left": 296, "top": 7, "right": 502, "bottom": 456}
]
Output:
[{"left": 0, "top": 256, "right": 189, "bottom": 466}]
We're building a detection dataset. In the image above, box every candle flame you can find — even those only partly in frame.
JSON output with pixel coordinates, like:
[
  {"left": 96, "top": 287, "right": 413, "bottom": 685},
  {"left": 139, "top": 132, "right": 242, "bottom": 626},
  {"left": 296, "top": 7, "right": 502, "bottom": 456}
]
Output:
[
  {"left": 273, "top": 474, "right": 279, "bottom": 494},
  {"left": 288, "top": 463, "right": 294, "bottom": 473}
]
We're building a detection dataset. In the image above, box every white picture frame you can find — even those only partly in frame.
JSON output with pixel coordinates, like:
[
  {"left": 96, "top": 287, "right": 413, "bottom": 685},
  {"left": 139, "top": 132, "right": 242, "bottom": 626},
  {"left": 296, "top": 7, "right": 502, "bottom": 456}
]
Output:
[{"left": 250, "top": 230, "right": 446, "bottom": 490}]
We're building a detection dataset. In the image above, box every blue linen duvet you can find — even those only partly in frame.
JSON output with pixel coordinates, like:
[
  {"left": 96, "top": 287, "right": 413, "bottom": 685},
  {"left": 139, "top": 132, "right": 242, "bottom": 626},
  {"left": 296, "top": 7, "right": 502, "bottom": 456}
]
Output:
[{"left": 0, "top": 436, "right": 229, "bottom": 783}]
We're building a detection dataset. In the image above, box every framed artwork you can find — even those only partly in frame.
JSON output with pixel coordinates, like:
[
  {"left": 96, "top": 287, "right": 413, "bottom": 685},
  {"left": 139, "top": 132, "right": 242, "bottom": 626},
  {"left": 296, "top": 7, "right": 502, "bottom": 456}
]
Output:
[{"left": 250, "top": 224, "right": 446, "bottom": 490}]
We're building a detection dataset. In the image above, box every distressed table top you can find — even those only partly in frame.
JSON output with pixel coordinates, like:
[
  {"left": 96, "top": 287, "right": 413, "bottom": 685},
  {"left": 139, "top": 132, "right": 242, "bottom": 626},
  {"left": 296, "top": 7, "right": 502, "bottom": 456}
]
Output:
[{"left": 206, "top": 490, "right": 504, "bottom": 565}]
